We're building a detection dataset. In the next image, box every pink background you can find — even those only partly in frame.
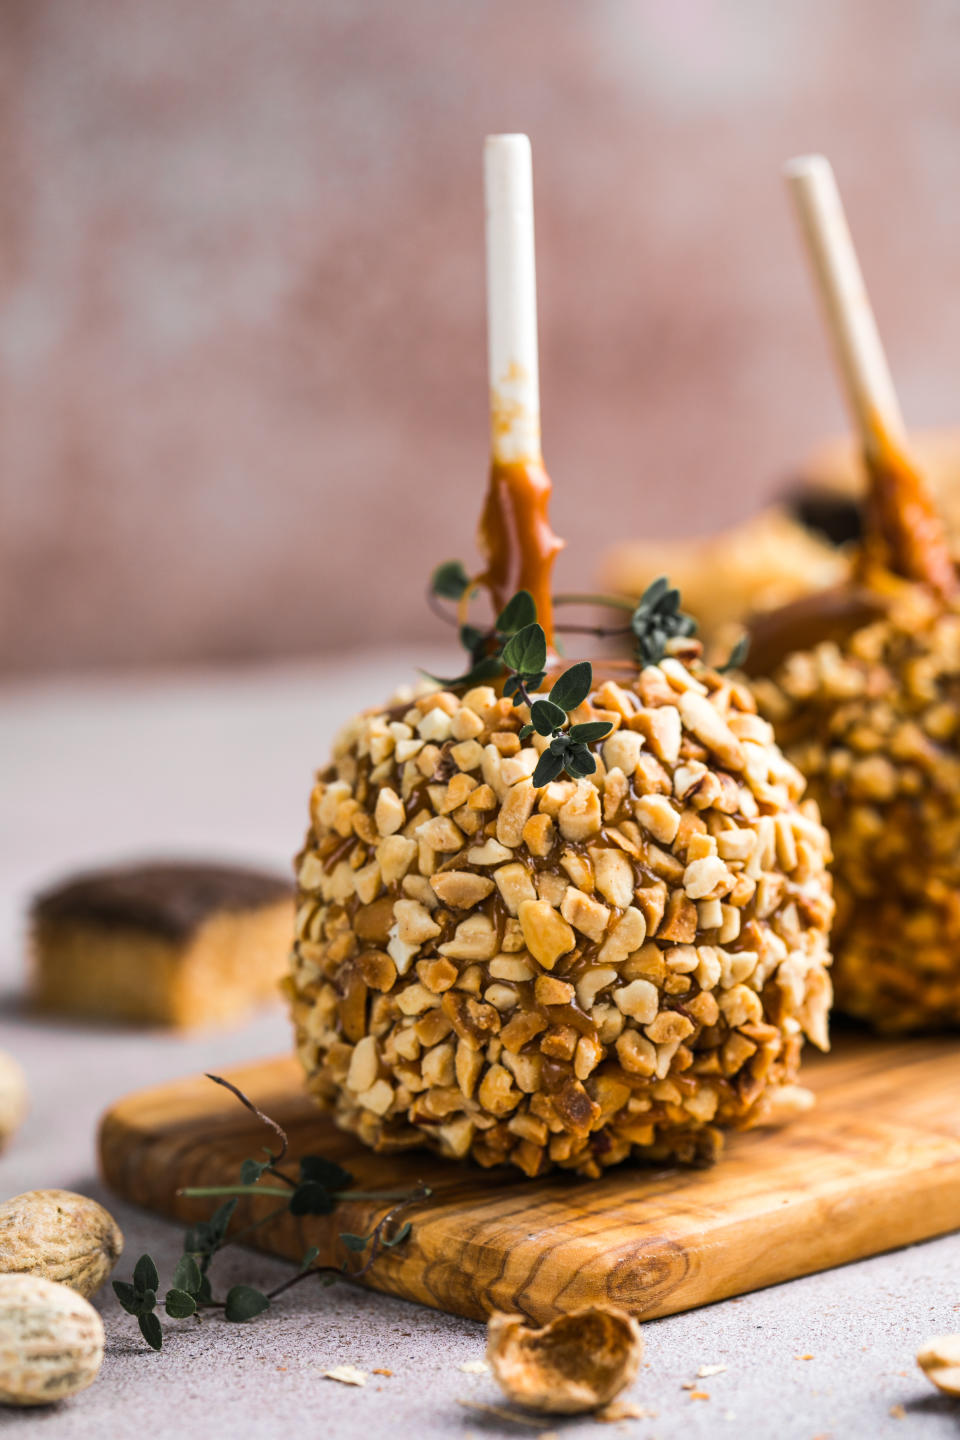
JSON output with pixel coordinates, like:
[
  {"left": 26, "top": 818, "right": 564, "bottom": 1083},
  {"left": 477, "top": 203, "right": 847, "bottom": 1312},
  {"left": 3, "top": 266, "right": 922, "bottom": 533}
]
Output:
[{"left": 3, "top": 1, "right": 960, "bottom": 674}]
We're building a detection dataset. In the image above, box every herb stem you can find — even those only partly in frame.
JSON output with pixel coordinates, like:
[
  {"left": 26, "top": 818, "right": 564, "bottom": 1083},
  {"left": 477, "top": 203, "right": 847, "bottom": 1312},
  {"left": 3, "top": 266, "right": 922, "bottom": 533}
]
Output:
[
  {"left": 204, "top": 1072, "right": 288, "bottom": 1164},
  {"left": 214, "top": 1204, "right": 290, "bottom": 1251},
  {"left": 349, "top": 1186, "right": 430, "bottom": 1279},
  {"left": 512, "top": 677, "right": 534, "bottom": 711},
  {"left": 553, "top": 591, "right": 637, "bottom": 612},
  {"left": 265, "top": 1266, "right": 341, "bottom": 1302},
  {"left": 116, "top": 1076, "right": 432, "bottom": 1353},
  {"left": 179, "top": 1184, "right": 419, "bottom": 1202},
  {"left": 179, "top": 1185, "right": 294, "bottom": 1199},
  {"left": 425, "top": 585, "right": 461, "bottom": 627},
  {"left": 554, "top": 623, "right": 633, "bottom": 639},
  {"left": 262, "top": 1166, "right": 297, "bottom": 1187}
]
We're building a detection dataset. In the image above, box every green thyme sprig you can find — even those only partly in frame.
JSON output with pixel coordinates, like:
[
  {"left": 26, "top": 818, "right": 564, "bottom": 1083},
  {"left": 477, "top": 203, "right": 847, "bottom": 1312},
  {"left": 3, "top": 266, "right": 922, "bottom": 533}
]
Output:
[
  {"left": 113, "top": 1074, "right": 430, "bottom": 1351},
  {"left": 427, "top": 565, "right": 748, "bottom": 674},
  {"left": 424, "top": 576, "right": 613, "bottom": 784},
  {"left": 425, "top": 572, "right": 539, "bottom": 691},
  {"left": 717, "top": 632, "right": 750, "bottom": 674},
  {"left": 627, "top": 577, "right": 697, "bottom": 664},
  {"left": 511, "top": 652, "right": 612, "bottom": 787}
]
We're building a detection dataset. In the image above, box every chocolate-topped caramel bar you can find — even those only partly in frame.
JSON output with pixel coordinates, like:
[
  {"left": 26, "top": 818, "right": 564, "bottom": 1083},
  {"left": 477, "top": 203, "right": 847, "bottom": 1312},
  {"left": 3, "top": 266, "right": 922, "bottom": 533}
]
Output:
[{"left": 31, "top": 861, "right": 293, "bottom": 1027}]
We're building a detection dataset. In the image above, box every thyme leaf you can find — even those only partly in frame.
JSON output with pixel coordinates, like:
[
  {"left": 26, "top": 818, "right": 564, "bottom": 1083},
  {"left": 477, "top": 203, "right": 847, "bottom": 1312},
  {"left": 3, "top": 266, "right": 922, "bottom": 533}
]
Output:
[
  {"left": 630, "top": 576, "right": 698, "bottom": 665},
  {"left": 430, "top": 560, "right": 472, "bottom": 600},
  {"left": 422, "top": 568, "right": 616, "bottom": 783},
  {"left": 718, "top": 633, "right": 750, "bottom": 673}
]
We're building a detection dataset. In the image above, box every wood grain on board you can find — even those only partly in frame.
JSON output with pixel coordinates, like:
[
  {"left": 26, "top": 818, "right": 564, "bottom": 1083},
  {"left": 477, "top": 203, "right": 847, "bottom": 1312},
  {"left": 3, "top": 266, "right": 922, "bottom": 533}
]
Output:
[{"left": 98, "top": 1033, "right": 960, "bottom": 1325}]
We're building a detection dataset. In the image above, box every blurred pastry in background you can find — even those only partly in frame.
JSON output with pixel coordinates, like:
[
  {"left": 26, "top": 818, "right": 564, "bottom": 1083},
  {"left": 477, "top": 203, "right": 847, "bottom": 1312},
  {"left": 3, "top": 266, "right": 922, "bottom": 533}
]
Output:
[
  {"left": 30, "top": 860, "right": 293, "bottom": 1028},
  {"left": 602, "top": 425, "right": 960, "bottom": 655},
  {"left": 602, "top": 505, "right": 848, "bottom": 654}
]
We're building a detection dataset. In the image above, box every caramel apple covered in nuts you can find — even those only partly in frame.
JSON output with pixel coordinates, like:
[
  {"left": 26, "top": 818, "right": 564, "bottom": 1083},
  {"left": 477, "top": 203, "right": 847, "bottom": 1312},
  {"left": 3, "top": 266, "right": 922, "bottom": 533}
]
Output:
[
  {"left": 757, "top": 568, "right": 960, "bottom": 1030},
  {"left": 287, "top": 639, "right": 833, "bottom": 1178},
  {"left": 287, "top": 137, "right": 833, "bottom": 1176},
  {"left": 750, "top": 157, "right": 960, "bottom": 1030}
]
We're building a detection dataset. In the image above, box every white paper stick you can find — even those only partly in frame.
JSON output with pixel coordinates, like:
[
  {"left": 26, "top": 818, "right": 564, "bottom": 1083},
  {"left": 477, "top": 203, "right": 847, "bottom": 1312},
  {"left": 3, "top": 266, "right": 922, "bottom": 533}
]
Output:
[
  {"left": 484, "top": 134, "right": 542, "bottom": 465},
  {"left": 784, "top": 154, "right": 907, "bottom": 452}
]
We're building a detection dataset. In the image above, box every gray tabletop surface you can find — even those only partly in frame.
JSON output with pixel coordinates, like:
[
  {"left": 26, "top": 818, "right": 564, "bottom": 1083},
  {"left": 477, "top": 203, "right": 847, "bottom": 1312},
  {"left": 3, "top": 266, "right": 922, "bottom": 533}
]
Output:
[{"left": 1, "top": 655, "right": 958, "bottom": 1440}]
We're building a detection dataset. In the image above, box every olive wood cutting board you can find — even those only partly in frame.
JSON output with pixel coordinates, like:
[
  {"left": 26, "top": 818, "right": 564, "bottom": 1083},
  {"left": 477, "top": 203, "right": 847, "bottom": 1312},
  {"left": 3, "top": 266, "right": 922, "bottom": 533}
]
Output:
[{"left": 98, "top": 1031, "right": 960, "bottom": 1325}]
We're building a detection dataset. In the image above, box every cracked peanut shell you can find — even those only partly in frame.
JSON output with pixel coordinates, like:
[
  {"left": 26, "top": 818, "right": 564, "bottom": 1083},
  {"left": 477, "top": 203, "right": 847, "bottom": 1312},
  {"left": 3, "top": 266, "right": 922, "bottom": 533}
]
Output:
[
  {"left": 487, "top": 1305, "right": 643, "bottom": 1414},
  {"left": 288, "top": 640, "right": 834, "bottom": 1177}
]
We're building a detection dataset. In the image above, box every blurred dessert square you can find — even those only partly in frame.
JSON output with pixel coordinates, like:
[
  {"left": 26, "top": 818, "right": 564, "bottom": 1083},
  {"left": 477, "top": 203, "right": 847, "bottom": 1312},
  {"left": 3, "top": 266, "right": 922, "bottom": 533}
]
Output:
[{"left": 30, "top": 861, "right": 293, "bottom": 1028}]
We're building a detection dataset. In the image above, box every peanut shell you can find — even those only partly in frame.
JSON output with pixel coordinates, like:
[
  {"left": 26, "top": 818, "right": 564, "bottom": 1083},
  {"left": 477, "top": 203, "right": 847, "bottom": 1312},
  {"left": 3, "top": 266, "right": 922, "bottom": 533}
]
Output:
[
  {"left": 0, "top": 1274, "right": 104, "bottom": 1406},
  {"left": 487, "top": 1304, "right": 643, "bottom": 1414},
  {"left": 0, "top": 1190, "right": 123, "bottom": 1298}
]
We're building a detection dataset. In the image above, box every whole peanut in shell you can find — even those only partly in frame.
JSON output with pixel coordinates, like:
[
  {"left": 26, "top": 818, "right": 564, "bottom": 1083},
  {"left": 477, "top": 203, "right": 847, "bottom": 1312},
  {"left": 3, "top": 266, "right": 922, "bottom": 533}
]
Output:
[
  {"left": 0, "top": 1274, "right": 104, "bottom": 1406},
  {"left": 0, "top": 1190, "right": 123, "bottom": 1298}
]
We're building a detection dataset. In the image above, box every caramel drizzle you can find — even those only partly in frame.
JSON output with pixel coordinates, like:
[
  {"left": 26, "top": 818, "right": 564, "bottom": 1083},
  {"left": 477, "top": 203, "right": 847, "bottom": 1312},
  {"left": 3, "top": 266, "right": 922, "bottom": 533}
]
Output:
[
  {"left": 860, "top": 414, "right": 958, "bottom": 600},
  {"left": 745, "top": 417, "right": 958, "bottom": 674},
  {"left": 476, "top": 459, "right": 564, "bottom": 646}
]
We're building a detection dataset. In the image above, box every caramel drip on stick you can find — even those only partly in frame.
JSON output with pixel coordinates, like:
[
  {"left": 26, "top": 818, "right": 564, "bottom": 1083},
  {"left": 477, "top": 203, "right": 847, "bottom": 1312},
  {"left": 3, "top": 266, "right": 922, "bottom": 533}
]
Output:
[
  {"left": 785, "top": 155, "right": 957, "bottom": 600},
  {"left": 482, "top": 135, "right": 564, "bottom": 644},
  {"left": 862, "top": 419, "right": 957, "bottom": 598},
  {"left": 478, "top": 458, "right": 563, "bottom": 637}
]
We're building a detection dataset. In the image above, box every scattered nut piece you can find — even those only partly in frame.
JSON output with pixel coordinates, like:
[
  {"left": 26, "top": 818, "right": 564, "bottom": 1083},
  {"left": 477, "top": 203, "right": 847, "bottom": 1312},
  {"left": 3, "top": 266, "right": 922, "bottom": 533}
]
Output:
[
  {"left": 756, "top": 1085, "right": 815, "bottom": 1126},
  {"left": 518, "top": 901, "right": 576, "bottom": 970},
  {"left": 430, "top": 871, "right": 495, "bottom": 908},
  {"left": 917, "top": 1335, "right": 960, "bottom": 1396},
  {"left": 394, "top": 898, "right": 442, "bottom": 947},
  {"left": 560, "top": 888, "right": 610, "bottom": 943},
  {"left": 324, "top": 1364, "right": 368, "bottom": 1386},
  {"left": 498, "top": 783, "right": 537, "bottom": 847},
  {"left": 0, "top": 1274, "right": 104, "bottom": 1406},
  {"left": 0, "top": 1052, "right": 27, "bottom": 1153},
  {"left": 459, "top": 1359, "right": 489, "bottom": 1374},
  {"left": 0, "top": 1191, "right": 123, "bottom": 1298},
  {"left": 487, "top": 1305, "right": 643, "bottom": 1415},
  {"left": 595, "top": 1399, "right": 655, "bottom": 1422},
  {"left": 558, "top": 784, "right": 602, "bottom": 842},
  {"left": 467, "top": 839, "right": 514, "bottom": 866},
  {"left": 374, "top": 787, "right": 404, "bottom": 837}
]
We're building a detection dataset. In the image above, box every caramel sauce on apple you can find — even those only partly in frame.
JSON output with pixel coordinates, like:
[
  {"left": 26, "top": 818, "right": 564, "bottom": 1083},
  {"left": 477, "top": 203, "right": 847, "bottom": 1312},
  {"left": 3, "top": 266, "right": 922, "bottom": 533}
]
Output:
[
  {"left": 861, "top": 418, "right": 958, "bottom": 601},
  {"left": 747, "top": 419, "right": 958, "bottom": 674},
  {"left": 477, "top": 458, "right": 564, "bottom": 645}
]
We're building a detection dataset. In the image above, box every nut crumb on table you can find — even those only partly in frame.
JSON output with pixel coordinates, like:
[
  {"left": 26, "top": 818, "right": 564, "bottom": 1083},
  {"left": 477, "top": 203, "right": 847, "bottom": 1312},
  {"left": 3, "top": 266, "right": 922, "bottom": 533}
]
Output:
[{"left": 324, "top": 1364, "right": 367, "bottom": 1386}]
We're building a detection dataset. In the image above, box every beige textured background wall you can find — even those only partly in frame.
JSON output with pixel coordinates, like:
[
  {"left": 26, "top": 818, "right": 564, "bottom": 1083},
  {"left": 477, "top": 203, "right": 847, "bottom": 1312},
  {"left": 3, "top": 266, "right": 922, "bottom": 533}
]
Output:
[{"left": 3, "top": 0, "right": 960, "bottom": 674}]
